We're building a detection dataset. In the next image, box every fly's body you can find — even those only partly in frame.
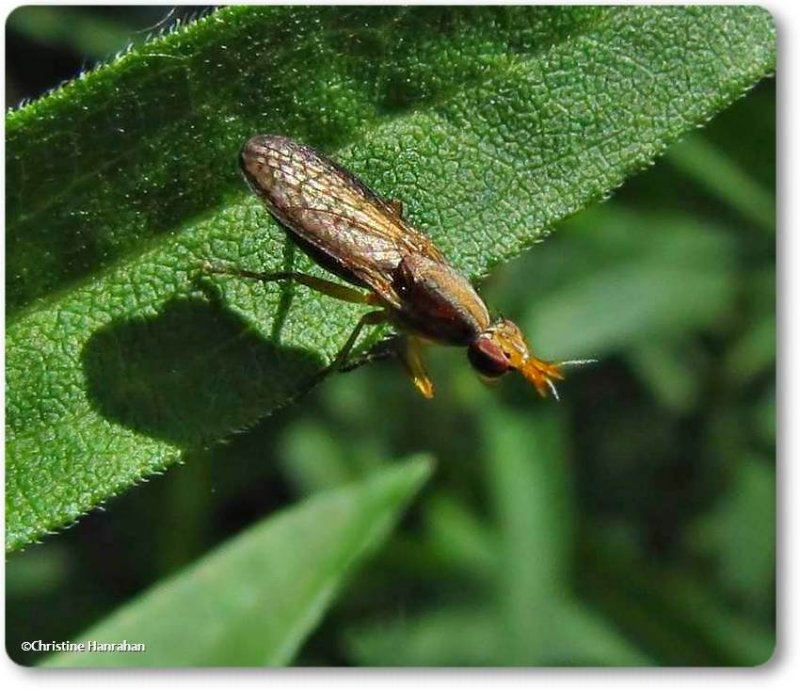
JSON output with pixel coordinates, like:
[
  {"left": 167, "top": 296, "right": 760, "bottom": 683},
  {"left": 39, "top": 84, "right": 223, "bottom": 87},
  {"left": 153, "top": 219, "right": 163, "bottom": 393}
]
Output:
[{"left": 213, "top": 134, "right": 586, "bottom": 398}]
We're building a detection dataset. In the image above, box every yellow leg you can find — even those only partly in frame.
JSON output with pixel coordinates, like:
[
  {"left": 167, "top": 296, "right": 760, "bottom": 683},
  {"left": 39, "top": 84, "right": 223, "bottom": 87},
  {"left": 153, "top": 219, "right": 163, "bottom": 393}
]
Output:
[
  {"left": 400, "top": 336, "right": 435, "bottom": 399},
  {"left": 204, "top": 262, "right": 374, "bottom": 305}
]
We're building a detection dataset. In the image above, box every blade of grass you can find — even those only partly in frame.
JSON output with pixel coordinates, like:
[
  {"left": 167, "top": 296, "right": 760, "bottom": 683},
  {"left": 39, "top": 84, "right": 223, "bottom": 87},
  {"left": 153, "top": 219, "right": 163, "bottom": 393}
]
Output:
[
  {"left": 40, "top": 456, "right": 432, "bottom": 667},
  {"left": 666, "top": 133, "right": 774, "bottom": 232},
  {"left": 484, "top": 408, "right": 572, "bottom": 664}
]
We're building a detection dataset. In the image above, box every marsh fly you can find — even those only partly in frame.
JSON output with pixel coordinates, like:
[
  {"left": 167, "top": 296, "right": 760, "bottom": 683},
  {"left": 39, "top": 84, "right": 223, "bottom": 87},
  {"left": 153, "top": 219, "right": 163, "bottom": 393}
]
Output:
[{"left": 208, "top": 135, "right": 591, "bottom": 399}]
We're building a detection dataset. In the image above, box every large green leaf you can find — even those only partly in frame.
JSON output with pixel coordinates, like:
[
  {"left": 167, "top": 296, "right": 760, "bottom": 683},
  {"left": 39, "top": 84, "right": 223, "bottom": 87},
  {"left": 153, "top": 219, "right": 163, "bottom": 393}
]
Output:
[
  {"left": 41, "top": 457, "right": 431, "bottom": 667},
  {"left": 6, "top": 6, "right": 775, "bottom": 551}
]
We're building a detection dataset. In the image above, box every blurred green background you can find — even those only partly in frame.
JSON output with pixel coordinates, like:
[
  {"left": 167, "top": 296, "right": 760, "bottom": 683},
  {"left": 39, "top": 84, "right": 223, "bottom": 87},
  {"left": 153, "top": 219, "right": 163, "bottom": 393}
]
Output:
[{"left": 6, "top": 7, "right": 775, "bottom": 665}]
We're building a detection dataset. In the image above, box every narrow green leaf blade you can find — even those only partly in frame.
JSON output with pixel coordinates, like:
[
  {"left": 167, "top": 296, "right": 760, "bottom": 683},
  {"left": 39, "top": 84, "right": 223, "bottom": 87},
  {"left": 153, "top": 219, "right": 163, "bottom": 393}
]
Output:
[
  {"left": 41, "top": 456, "right": 432, "bottom": 667},
  {"left": 666, "top": 134, "right": 775, "bottom": 232},
  {"left": 484, "top": 408, "right": 572, "bottom": 664}
]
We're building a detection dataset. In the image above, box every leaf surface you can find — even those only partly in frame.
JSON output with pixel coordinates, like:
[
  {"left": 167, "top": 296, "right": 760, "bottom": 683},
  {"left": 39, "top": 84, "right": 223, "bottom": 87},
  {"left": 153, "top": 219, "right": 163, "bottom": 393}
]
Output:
[{"left": 6, "top": 6, "right": 775, "bottom": 550}]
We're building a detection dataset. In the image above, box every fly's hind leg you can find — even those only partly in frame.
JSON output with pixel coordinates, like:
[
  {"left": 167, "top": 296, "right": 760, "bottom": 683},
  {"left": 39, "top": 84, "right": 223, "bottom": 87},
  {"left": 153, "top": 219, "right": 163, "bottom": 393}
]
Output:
[{"left": 203, "top": 262, "right": 376, "bottom": 305}]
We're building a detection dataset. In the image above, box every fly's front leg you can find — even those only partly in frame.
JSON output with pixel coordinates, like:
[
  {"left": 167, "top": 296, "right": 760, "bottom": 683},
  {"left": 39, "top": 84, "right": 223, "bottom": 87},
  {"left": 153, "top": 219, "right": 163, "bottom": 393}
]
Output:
[
  {"left": 400, "top": 335, "right": 435, "bottom": 399},
  {"left": 203, "top": 262, "right": 376, "bottom": 305}
]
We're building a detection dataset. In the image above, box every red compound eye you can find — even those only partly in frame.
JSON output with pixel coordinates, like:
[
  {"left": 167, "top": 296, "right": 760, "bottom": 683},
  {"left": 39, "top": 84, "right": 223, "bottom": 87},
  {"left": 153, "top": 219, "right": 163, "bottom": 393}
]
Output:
[{"left": 467, "top": 337, "right": 511, "bottom": 378}]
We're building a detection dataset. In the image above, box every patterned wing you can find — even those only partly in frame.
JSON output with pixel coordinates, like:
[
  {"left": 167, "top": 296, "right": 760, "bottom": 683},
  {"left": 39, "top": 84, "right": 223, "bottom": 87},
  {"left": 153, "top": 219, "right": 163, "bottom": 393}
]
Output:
[{"left": 239, "top": 135, "right": 447, "bottom": 308}]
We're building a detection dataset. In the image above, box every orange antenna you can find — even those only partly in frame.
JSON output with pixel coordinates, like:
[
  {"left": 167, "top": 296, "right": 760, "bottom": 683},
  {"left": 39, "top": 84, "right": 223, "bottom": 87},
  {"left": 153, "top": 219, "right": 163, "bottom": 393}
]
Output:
[{"left": 521, "top": 357, "right": 597, "bottom": 399}]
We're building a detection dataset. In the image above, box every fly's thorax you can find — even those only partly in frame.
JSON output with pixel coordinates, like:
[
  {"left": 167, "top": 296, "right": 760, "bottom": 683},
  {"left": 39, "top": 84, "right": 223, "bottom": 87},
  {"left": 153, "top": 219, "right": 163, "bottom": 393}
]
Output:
[{"left": 392, "top": 254, "right": 490, "bottom": 345}]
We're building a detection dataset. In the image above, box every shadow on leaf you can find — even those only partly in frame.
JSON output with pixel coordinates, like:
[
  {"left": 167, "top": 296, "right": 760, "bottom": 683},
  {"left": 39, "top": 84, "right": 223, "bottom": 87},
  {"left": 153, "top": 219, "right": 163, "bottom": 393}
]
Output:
[{"left": 81, "top": 295, "right": 324, "bottom": 447}]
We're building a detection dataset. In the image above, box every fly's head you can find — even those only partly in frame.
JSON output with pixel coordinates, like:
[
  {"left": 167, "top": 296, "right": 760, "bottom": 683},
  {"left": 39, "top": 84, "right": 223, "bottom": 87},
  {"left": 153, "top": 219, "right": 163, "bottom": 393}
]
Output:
[{"left": 467, "top": 318, "right": 571, "bottom": 399}]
